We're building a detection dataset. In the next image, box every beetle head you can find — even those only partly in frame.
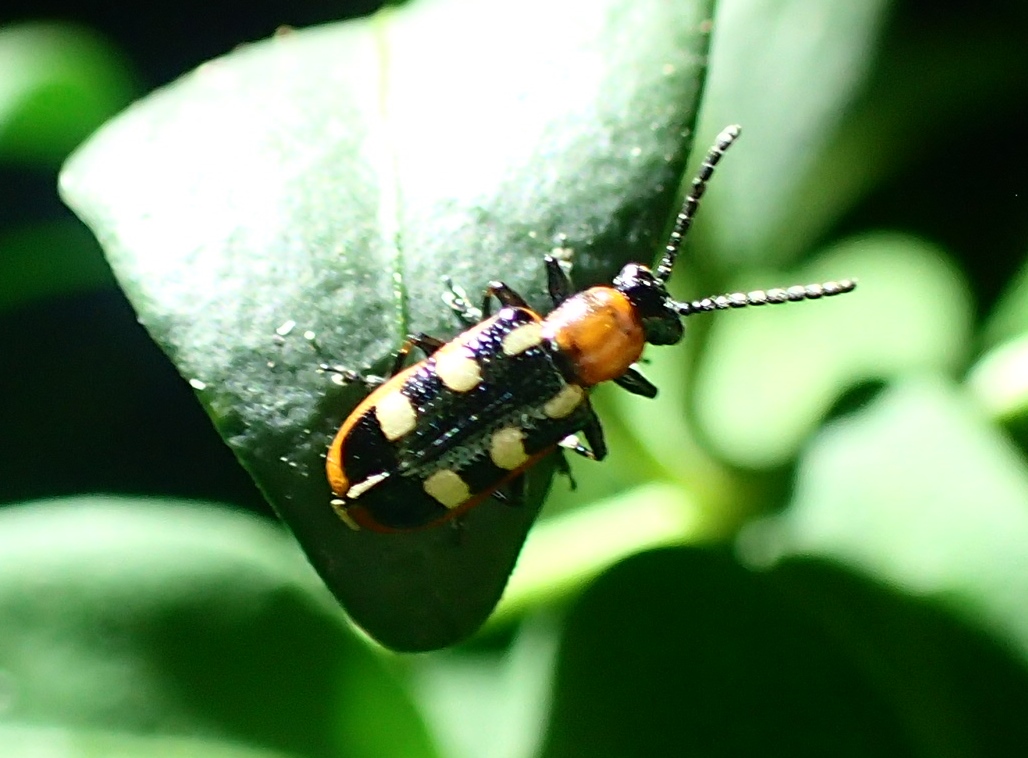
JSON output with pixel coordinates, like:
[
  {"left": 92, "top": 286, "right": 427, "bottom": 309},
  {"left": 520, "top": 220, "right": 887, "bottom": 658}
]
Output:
[{"left": 612, "top": 263, "right": 684, "bottom": 345}]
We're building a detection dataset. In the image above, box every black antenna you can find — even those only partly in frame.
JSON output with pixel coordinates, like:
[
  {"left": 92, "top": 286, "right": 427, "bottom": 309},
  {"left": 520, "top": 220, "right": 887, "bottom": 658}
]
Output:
[
  {"left": 655, "top": 124, "right": 741, "bottom": 283},
  {"left": 675, "top": 279, "right": 857, "bottom": 317}
]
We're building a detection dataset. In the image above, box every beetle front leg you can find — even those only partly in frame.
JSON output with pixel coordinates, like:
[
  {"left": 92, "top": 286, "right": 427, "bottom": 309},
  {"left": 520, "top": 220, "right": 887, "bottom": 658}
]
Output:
[{"left": 614, "top": 365, "right": 658, "bottom": 398}]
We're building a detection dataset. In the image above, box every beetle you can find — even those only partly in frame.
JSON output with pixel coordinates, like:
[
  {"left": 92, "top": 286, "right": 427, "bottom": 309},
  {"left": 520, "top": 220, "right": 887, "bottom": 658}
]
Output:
[{"left": 323, "top": 125, "right": 856, "bottom": 532}]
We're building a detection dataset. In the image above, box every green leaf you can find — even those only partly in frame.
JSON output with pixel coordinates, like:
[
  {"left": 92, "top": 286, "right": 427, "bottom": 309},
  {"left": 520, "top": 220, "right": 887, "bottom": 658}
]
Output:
[
  {"left": 692, "top": 233, "right": 972, "bottom": 468},
  {"left": 769, "top": 559, "right": 1028, "bottom": 756},
  {"left": 0, "top": 725, "right": 299, "bottom": 758},
  {"left": 967, "top": 333, "right": 1028, "bottom": 455},
  {"left": 495, "top": 483, "right": 703, "bottom": 623},
  {"left": 59, "top": 0, "right": 716, "bottom": 650},
  {"left": 744, "top": 377, "right": 1028, "bottom": 662},
  {"left": 972, "top": 249, "right": 1028, "bottom": 447},
  {"left": 408, "top": 619, "right": 559, "bottom": 758},
  {"left": 0, "top": 23, "right": 137, "bottom": 164},
  {"left": 695, "top": 0, "right": 891, "bottom": 267},
  {"left": 983, "top": 248, "right": 1028, "bottom": 349},
  {"left": 0, "top": 498, "right": 436, "bottom": 758},
  {"left": 541, "top": 548, "right": 1028, "bottom": 757}
]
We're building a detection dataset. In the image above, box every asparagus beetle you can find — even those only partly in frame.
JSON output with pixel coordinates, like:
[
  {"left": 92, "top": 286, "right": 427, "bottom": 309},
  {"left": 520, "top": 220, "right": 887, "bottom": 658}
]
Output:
[{"left": 324, "top": 125, "right": 855, "bottom": 532}]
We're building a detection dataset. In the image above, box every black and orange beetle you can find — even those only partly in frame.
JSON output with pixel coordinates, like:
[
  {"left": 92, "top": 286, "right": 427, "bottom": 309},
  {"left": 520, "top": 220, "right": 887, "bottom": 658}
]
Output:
[{"left": 324, "top": 125, "right": 856, "bottom": 532}]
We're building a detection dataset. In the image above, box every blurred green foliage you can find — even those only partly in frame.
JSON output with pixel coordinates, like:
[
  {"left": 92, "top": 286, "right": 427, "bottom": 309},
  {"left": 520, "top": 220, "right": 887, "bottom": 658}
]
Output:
[{"left": 3, "top": 0, "right": 1028, "bottom": 755}]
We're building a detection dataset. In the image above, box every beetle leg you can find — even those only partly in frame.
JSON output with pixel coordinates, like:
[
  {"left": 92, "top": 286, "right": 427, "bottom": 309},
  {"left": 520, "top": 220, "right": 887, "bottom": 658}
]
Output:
[
  {"left": 482, "top": 281, "right": 530, "bottom": 318},
  {"left": 505, "top": 474, "right": 526, "bottom": 507},
  {"left": 559, "top": 434, "right": 592, "bottom": 458},
  {"left": 319, "top": 342, "right": 410, "bottom": 387},
  {"left": 442, "top": 277, "right": 484, "bottom": 326},
  {"left": 409, "top": 332, "right": 446, "bottom": 357},
  {"left": 544, "top": 255, "right": 574, "bottom": 308},
  {"left": 330, "top": 498, "right": 361, "bottom": 531},
  {"left": 560, "top": 408, "right": 609, "bottom": 461},
  {"left": 582, "top": 410, "right": 609, "bottom": 461},
  {"left": 386, "top": 332, "right": 448, "bottom": 375},
  {"left": 320, "top": 332, "right": 443, "bottom": 389},
  {"left": 614, "top": 365, "right": 658, "bottom": 398},
  {"left": 449, "top": 517, "right": 467, "bottom": 546},
  {"left": 385, "top": 340, "right": 414, "bottom": 377},
  {"left": 491, "top": 475, "right": 525, "bottom": 507},
  {"left": 319, "top": 364, "right": 387, "bottom": 389},
  {"left": 554, "top": 449, "right": 578, "bottom": 490}
]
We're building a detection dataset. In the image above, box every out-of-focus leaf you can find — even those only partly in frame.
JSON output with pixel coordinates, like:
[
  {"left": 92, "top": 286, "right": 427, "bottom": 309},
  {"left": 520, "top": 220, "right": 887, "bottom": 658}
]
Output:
[
  {"left": 743, "top": 378, "right": 1028, "bottom": 662},
  {"left": 542, "top": 549, "right": 896, "bottom": 756},
  {"left": 968, "top": 331, "right": 1028, "bottom": 456},
  {"left": 984, "top": 249, "right": 1028, "bottom": 348},
  {"left": 0, "top": 498, "right": 436, "bottom": 758},
  {"left": 409, "top": 620, "right": 558, "bottom": 758},
  {"left": 692, "top": 233, "right": 972, "bottom": 468},
  {"left": 968, "top": 332, "right": 1028, "bottom": 430},
  {"left": 59, "top": 0, "right": 716, "bottom": 650},
  {"left": 694, "top": 0, "right": 890, "bottom": 267},
  {"left": 494, "top": 483, "right": 703, "bottom": 624},
  {"left": 0, "top": 725, "right": 297, "bottom": 758},
  {"left": 786, "top": 19, "right": 1028, "bottom": 267},
  {"left": 0, "top": 23, "right": 137, "bottom": 164},
  {"left": 541, "top": 548, "right": 1028, "bottom": 757}
]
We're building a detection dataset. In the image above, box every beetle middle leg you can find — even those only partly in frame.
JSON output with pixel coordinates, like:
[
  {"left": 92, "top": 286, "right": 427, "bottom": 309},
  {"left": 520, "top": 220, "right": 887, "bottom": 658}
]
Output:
[
  {"left": 444, "top": 277, "right": 532, "bottom": 322},
  {"left": 544, "top": 254, "right": 574, "bottom": 308}
]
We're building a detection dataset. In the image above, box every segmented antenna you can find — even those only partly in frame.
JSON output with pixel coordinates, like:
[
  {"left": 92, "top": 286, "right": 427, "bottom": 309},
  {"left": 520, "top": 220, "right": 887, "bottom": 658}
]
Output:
[
  {"left": 675, "top": 279, "right": 857, "bottom": 317},
  {"left": 655, "top": 124, "right": 741, "bottom": 283}
]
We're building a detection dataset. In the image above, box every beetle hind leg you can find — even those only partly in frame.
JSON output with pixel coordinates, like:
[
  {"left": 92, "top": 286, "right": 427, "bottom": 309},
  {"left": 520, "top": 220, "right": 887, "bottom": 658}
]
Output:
[
  {"left": 319, "top": 365, "right": 386, "bottom": 390},
  {"left": 321, "top": 332, "right": 445, "bottom": 388}
]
